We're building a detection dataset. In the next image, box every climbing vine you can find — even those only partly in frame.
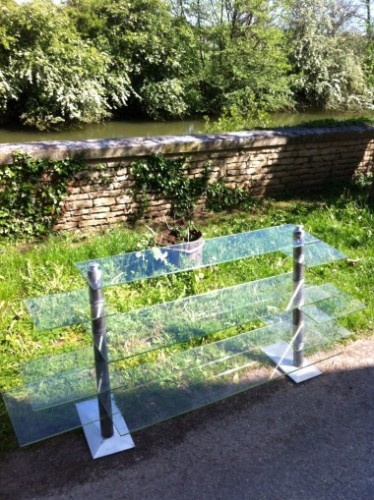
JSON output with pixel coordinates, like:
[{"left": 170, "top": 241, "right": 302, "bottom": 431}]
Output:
[
  {"left": 0, "top": 151, "right": 256, "bottom": 239},
  {"left": 0, "top": 152, "right": 85, "bottom": 238},
  {"left": 206, "top": 177, "right": 254, "bottom": 211},
  {"left": 131, "top": 154, "right": 211, "bottom": 220},
  {"left": 130, "top": 153, "right": 254, "bottom": 220}
]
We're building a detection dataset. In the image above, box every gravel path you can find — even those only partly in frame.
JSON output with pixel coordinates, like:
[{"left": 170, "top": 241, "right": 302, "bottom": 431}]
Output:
[{"left": 1, "top": 338, "right": 373, "bottom": 500}]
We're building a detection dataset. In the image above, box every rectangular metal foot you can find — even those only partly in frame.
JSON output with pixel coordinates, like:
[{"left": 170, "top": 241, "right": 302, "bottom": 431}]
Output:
[
  {"left": 76, "top": 396, "right": 135, "bottom": 459},
  {"left": 262, "top": 340, "right": 322, "bottom": 383}
]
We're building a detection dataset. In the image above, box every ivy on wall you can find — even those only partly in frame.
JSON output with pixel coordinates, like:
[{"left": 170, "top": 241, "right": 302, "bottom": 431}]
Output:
[
  {"left": 0, "top": 153, "right": 85, "bottom": 238},
  {"left": 131, "top": 153, "right": 254, "bottom": 219},
  {"left": 0, "top": 151, "right": 255, "bottom": 239},
  {"left": 131, "top": 154, "right": 210, "bottom": 220}
]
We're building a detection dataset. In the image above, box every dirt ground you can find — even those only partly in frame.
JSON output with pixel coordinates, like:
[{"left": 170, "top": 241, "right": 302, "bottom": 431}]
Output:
[{"left": 0, "top": 338, "right": 373, "bottom": 500}]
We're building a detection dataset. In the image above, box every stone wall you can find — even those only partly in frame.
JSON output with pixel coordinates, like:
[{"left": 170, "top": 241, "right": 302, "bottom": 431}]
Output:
[{"left": 1, "top": 126, "right": 373, "bottom": 231}]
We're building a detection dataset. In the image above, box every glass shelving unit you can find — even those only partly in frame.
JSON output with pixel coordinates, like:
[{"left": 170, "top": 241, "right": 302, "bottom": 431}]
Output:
[{"left": 3, "top": 224, "right": 365, "bottom": 458}]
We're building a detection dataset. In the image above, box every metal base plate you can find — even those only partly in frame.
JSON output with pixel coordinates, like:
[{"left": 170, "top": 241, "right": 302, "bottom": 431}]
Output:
[
  {"left": 262, "top": 340, "right": 322, "bottom": 383},
  {"left": 76, "top": 396, "right": 135, "bottom": 459}
]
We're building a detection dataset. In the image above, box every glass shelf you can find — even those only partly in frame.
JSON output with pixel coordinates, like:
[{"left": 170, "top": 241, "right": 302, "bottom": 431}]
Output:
[
  {"left": 11, "top": 224, "right": 357, "bottom": 451},
  {"left": 24, "top": 290, "right": 117, "bottom": 332},
  {"left": 280, "top": 240, "right": 346, "bottom": 267},
  {"left": 20, "top": 273, "right": 292, "bottom": 411},
  {"left": 19, "top": 278, "right": 357, "bottom": 414},
  {"left": 7, "top": 288, "right": 355, "bottom": 445},
  {"left": 112, "top": 317, "right": 350, "bottom": 398},
  {"left": 19, "top": 281, "right": 345, "bottom": 387},
  {"left": 302, "top": 291, "right": 365, "bottom": 324},
  {"left": 26, "top": 364, "right": 125, "bottom": 412},
  {"left": 92, "top": 278, "right": 348, "bottom": 364},
  {"left": 75, "top": 224, "right": 328, "bottom": 289},
  {"left": 24, "top": 289, "right": 90, "bottom": 331},
  {"left": 303, "top": 316, "right": 351, "bottom": 345},
  {"left": 267, "top": 312, "right": 352, "bottom": 346},
  {"left": 97, "top": 273, "right": 293, "bottom": 363},
  {"left": 104, "top": 318, "right": 350, "bottom": 436},
  {"left": 21, "top": 347, "right": 93, "bottom": 384},
  {"left": 24, "top": 225, "right": 347, "bottom": 333},
  {"left": 2, "top": 387, "right": 114, "bottom": 447}
]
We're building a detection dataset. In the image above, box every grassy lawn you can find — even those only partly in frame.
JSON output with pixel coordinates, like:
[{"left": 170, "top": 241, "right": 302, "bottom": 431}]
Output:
[{"left": 0, "top": 190, "right": 373, "bottom": 452}]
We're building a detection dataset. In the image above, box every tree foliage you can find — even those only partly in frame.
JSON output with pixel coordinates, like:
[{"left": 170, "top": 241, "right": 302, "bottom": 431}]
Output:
[
  {"left": 289, "top": 0, "right": 373, "bottom": 110},
  {"left": 0, "top": 0, "right": 130, "bottom": 129},
  {"left": 0, "top": 0, "right": 373, "bottom": 130}
]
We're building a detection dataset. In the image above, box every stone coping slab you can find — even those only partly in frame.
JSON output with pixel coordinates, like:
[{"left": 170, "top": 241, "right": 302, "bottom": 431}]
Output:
[{"left": 1, "top": 125, "right": 374, "bottom": 164}]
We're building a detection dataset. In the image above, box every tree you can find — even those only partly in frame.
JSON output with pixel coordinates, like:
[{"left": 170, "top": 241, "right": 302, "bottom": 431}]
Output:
[
  {"left": 289, "top": 0, "right": 372, "bottom": 110},
  {"left": 0, "top": 0, "right": 130, "bottom": 129},
  {"left": 68, "top": 0, "right": 191, "bottom": 119},
  {"left": 1, "top": 0, "right": 373, "bottom": 130},
  {"left": 364, "top": 0, "right": 372, "bottom": 38},
  {"left": 175, "top": 0, "right": 292, "bottom": 123}
]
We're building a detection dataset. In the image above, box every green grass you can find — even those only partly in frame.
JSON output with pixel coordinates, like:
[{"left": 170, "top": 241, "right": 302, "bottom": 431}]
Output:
[{"left": 0, "top": 189, "right": 373, "bottom": 452}]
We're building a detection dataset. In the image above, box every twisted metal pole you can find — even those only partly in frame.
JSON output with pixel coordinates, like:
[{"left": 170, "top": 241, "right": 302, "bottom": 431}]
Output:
[
  {"left": 88, "top": 263, "right": 114, "bottom": 438},
  {"left": 293, "top": 226, "right": 305, "bottom": 368}
]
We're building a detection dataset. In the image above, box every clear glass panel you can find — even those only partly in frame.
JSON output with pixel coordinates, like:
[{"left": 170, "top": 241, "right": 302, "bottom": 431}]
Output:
[
  {"left": 262, "top": 283, "right": 344, "bottom": 325},
  {"left": 105, "top": 319, "right": 350, "bottom": 435},
  {"left": 96, "top": 273, "right": 294, "bottom": 362},
  {"left": 24, "top": 289, "right": 90, "bottom": 330},
  {"left": 75, "top": 224, "right": 320, "bottom": 288},
  {"left": 107, "top": 322, "right": 290, "bottom": 433},
  {"left": 303, "top": 283, "right": 339, "bottom": 303},
  {"left": 302, "top": 293, "right": 365, "bottom": 324},
  {"left": 117, "top": 317, "right": 350, "bottom": 395},
  {"left": 281, "top": 240, "right": 346, "bottom": 267},
  {"left": 27, "top": 365, "right": 125, "bottom": 412},
  {"left": 7, "top": 316, "right": 352, "bottom": 444},
  {"left": 274, "top": 311, "right": 352, "bottom": 346},
  {"left": 304, "top": 241, "right": 347, "bottom": 267},
  {"left": 25, "top": 227, "right": 345, "bottom": 333},
  {"left": 24, "top": 289, "right": 117, "bottom": 331},
  {"left": 21, "top": 348, "right": 93, "bottom": 384},
  {"left": 20, "top": 279, "right": 355, "bottom": 412},
  {"left": 95, "top": 277, "right": 350, "bottom": 364},
  {"left": 2, "top": 387, "right": 113, "bottom": 447},
  {"left": 304, "top": 317, "right": 351, "bottom": 346}
]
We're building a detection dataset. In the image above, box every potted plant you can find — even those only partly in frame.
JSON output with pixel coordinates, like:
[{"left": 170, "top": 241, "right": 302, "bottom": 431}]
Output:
[
  {"left": 155, "top": 213, "right": 205, "bottom": 267},
  {"left": 131, "top": 154, "right": 209, "bottom": 266}
]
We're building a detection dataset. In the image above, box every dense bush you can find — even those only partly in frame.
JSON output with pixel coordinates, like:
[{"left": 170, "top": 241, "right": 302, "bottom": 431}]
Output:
[{"left": 290, "top": 0, "right": 373, "bottom": 111}]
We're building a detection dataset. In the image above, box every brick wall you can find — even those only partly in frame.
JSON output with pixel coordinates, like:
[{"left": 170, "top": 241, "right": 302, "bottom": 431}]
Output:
[{"left": 1, "top": 126, "right": 373, "bottom": 231}]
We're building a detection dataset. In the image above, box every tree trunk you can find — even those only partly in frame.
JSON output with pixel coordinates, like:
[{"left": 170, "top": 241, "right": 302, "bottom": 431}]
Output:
[{"left": 366, "top": 0, "right": 373, "bottom": 40}]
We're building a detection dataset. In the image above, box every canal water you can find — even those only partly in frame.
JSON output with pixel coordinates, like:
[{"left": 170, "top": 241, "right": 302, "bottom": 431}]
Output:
[{"left": 0, "top": 111, "right": 373, "bottom": 144}]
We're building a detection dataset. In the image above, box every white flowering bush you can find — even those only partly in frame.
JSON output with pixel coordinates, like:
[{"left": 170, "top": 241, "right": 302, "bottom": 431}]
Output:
[{"left": 0, "top": 0, "right": 131, "bottom": 130}]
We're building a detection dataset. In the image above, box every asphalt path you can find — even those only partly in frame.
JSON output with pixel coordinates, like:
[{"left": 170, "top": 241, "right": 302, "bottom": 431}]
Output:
[{"left": 0, "top": 338, "right": 373, "bottom": 500}]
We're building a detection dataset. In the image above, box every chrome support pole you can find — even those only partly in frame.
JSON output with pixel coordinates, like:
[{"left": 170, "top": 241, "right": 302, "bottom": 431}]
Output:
[
  {"left": 88, "top": 263, "right": 113, "bottom": 439},
  {"left": 262, "top": 225, "right": 321, "bottom": 382},
  {"left": 293, "top": 225, "right": 305, "bottom": 368}
]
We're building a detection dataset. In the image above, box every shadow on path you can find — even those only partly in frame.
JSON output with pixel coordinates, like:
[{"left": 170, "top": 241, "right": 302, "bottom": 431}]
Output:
[{"left": 0, "top": 338, "right": 373, "bottom": 500}]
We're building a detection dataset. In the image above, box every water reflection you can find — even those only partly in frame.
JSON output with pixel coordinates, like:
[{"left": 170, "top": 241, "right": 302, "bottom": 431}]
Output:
[{"left": 1, "top": 110, "right": 373, "bottom": 144}]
